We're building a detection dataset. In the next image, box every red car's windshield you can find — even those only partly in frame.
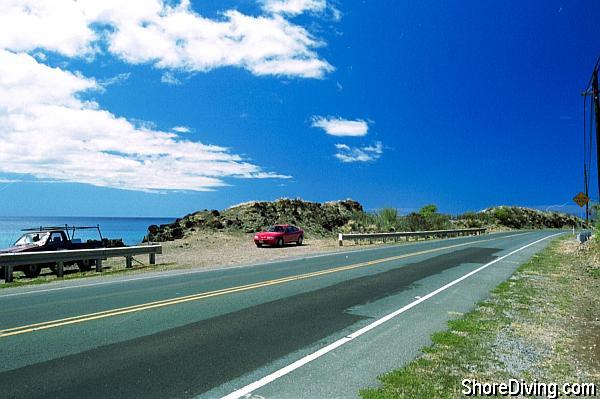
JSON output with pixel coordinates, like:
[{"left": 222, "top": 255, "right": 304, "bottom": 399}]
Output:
[{"left": 266, "top": 226, "right": 285, "bottom": 232}]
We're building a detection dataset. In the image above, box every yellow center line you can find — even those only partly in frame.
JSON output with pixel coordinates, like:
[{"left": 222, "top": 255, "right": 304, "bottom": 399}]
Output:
[{"left": 0, "top": 235, "right": 505, "bottom": 338}]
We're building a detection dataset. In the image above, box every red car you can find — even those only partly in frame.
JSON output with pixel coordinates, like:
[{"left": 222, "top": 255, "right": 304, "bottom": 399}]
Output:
[{"left": 254, "top": 224, "right": 304, "bottom": 247}]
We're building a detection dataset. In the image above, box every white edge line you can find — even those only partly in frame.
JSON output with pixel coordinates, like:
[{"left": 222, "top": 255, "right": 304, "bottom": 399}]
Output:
[
  {"left": 220, "top": 232, "right": 563, "bottom": 399},
  {"left": 0, "top": 231, "right": 527, "bottom": 299}
]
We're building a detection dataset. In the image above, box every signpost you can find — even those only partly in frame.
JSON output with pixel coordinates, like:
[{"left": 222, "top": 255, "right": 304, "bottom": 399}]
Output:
[{"left": 573, "top": 192, "right": 590, "bottom": 224}]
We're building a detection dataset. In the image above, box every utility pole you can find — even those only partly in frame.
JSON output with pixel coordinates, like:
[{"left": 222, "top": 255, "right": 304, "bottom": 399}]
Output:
[
  {"left": 593, "top": 68, "right": 600, "bottom": 206},
  {"left": 584, "top": 168, "right": 589, "bottom": 223}
]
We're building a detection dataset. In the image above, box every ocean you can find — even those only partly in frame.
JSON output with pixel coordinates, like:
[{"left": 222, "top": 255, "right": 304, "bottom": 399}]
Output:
[{"left": 0, "top": 216, "right": 175, "bottom": 248}]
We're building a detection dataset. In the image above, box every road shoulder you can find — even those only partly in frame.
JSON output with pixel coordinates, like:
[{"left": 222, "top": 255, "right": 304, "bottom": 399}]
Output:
[{"left": 360, "top": 235, "right": 599, "bottom": 398}]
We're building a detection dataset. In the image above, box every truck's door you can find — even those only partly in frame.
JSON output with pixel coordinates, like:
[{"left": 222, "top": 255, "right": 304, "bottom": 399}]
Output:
[{"left": 47, "top": 232, "right": 67, "bottom": 250}]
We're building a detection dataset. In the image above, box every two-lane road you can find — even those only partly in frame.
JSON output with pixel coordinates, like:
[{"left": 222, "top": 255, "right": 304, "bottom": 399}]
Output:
[{"left": 0, "top": 230, "right": 562, "bottom": 398}]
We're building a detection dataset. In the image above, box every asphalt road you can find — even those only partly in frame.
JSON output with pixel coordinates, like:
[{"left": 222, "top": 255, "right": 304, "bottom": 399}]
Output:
[{"left": 0, "top": 230, "right": 563, "bottom": 398}]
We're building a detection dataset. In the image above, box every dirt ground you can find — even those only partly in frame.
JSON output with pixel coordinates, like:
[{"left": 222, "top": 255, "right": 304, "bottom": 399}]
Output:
[
  {"left": 153, "top": 231, "right": 386, "bottom": 269},
  {"left": 560, "top": 238, "right": 600, "bottom": 373}
]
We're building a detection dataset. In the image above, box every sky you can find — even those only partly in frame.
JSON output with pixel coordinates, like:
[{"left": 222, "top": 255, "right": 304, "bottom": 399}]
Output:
[{"left": 0, "top": 0, "right": 598, "bottom": 217}]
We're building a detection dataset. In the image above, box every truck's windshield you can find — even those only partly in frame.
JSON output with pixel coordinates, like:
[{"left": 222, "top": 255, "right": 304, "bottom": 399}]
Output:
[{"left": 14, "top": 232, "right": 50, "bottom": 247}]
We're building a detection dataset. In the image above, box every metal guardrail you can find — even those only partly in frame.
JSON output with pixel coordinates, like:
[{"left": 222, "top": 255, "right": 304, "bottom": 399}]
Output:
[
  {"left": 0, "top": 244, "right": 162, "bottom": 283},
  {"left": 338, "top": 228, "right": 487, "bottom": 246}
]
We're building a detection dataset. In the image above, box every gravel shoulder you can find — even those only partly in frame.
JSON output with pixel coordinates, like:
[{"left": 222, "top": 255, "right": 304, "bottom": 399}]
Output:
[
  {"left": 156, "top": 231, "right": 352, "bottom": 268},
  {"left": 361, "top": 234, "right": 600, "bottom": 398}
]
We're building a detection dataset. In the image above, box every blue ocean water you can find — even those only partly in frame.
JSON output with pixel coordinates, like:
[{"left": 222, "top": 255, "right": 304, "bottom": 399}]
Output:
[{"left": 0, "top": 216, "right": 175, "bottom": 248}]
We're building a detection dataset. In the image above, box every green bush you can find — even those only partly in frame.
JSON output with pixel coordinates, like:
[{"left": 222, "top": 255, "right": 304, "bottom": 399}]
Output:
[
  {"left": 493, "top": 207, "right": 510, "bottom": 223},
  {"left": 375, "top": 207, "right": 401, "bottom": 231}
]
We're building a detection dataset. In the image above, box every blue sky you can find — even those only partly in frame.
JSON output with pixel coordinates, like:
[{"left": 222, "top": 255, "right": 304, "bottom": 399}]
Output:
[{"left": 0, "top": 0, "right": 598, "bottom": 217}]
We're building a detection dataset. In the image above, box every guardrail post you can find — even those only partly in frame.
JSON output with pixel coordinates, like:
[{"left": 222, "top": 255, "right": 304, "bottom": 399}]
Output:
[
  {"left": 96, "top": 258, "right": 103, "bottom": 272},
  {"left": 125, "top": 256, "right": 133, "bottom": 268},
  {"left": 338, "top": 233, "right": 343, "bottom": 246},
  {"left": 149, "top": 253, "right": 156, "bottom": 265},
  {"left": 56, "top": 261, "right": 64, "bottom": 278},
  {"left": 3, "top": 265, "right": 13, "bottom": 283}
]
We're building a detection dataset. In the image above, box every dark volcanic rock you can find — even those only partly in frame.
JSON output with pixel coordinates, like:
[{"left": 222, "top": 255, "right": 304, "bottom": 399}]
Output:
[{"left": 145, "top": 198, "right": 363, "bottom": 242}]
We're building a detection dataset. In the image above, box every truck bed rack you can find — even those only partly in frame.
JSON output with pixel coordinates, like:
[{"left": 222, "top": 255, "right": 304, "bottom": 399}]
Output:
[{"left": 21, "top": 225, "right": 104, "bottom": 241}]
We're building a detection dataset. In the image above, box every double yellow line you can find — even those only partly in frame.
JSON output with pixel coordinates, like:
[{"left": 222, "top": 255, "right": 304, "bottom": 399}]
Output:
[{"left": 0, "top": 237, "right": 496, "bottom": 338}]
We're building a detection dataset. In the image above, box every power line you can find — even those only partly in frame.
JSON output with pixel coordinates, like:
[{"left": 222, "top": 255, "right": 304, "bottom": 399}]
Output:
[{"left": 581, "top": 55, "right": 600, "bottom": 223}]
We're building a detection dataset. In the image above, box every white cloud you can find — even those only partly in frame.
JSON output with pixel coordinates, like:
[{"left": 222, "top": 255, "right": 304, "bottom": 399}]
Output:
[
  {"left": 100, "top": 72, "right": 131, "bottom": 87},
  {"left": 0, "top": 0, "right": 334, "bottom": 79},
  {"left": 261, "top": 0, "right": 341, "bottom": 21},
  {"left": 160, "top": 71, "right": 182, "bottom": 85},
  {"left": 329, "top": 5, "right": 343, "bottom": 22},
  {"left": 171, "top": 126, "right": 191, "bottom": 133},
  {"left": 312, "top": 116, "right": 369, "bottom": 137},
  {"left": 0, "top": 50, "right": 289, "bottom": 192},
  {"left": 0, "top": 0, "right": 340, "bottom": 192},
  {"left": 334, "top": 142, "right": 383, "bottom": 163},
  {"left": 261, "top": 0, "right": 327, "bottom": 16},
  {"left": 0, "top": 1, "right": 98, "bottom": 57}
]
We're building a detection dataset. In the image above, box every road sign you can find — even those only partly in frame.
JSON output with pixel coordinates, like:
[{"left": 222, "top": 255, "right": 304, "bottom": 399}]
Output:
[{"left": 573, "top": 192, "right": 590, "bottom": 207}]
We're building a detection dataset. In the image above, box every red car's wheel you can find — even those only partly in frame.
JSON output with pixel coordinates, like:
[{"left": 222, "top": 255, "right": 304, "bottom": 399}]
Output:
[
  {"left": 277, "top": 238, "right": 284, "bottom": 247},
  {"left": 256, "top": 243, "right": 262, "bottom": 247},
  {"left": 296, "top": 235, "right": 303, "bottom": 246}
]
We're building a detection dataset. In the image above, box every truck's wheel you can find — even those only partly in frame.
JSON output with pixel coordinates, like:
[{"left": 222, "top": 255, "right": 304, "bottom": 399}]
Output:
[
  {"left": 77, "top": 259, "right": 94, "bottom": 272},
  {"left": 23, "top": 265, "right": 41, "bottom": 278}
]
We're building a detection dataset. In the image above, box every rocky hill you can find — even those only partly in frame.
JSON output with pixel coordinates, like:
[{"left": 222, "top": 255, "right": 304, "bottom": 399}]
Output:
[
  {"left": 147, "top": 198, "right": 363, "bottom": 241},
  {"left": 457, "top": 206, "right": 581, "bottom": 229},
  {"left": 146, "top": 200, "right": 582, "bottom": 242}
]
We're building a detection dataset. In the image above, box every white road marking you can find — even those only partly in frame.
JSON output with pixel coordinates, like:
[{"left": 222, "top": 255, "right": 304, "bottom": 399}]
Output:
[
  {"left": 499, "top": 232, "right": 529, "bottom": 239},
  {"left": 221, "top": 232, "right": 562, "bottom": 399},
  {"left": 0, "top": 231, "right": 529, "bottom": 298}
]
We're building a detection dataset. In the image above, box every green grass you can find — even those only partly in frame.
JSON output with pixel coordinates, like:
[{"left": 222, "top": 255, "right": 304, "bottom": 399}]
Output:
[
  {"left": 0, "top": 278, "right": 50, "bottom": 289},
  {"left": 0, "top": 262, "right": 177, "bottom": 290},
  {"left": 360, "top": 236, "right": 596, "bottom": 399}
]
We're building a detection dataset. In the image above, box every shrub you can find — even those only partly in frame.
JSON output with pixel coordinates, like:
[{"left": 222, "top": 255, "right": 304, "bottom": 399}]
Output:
[{"left": 375, "top": 207, "right": 401, "bottom": 231}]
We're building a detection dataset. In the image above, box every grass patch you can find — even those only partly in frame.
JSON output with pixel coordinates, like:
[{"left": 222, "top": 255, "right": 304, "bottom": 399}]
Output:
[
  {"left": 360, "top": 236, "right": 600, "bottom": 398},
  {"left": 0, "top": 261, "right": 178, "bottom": 290}
]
